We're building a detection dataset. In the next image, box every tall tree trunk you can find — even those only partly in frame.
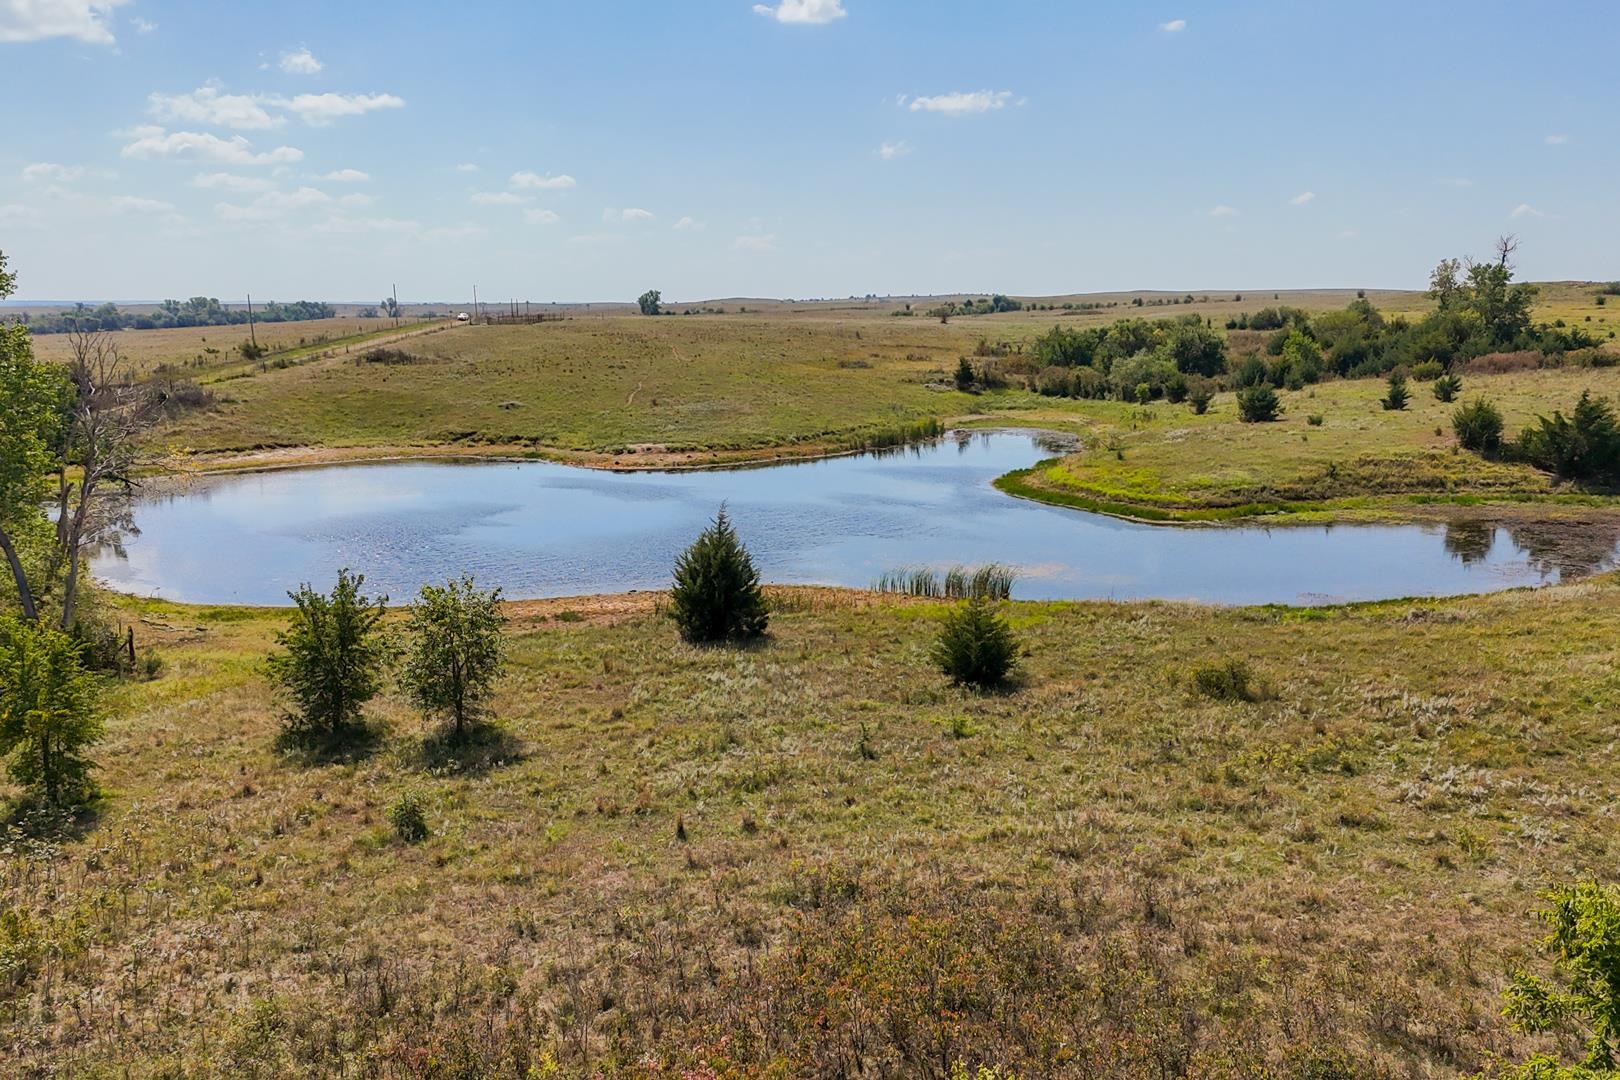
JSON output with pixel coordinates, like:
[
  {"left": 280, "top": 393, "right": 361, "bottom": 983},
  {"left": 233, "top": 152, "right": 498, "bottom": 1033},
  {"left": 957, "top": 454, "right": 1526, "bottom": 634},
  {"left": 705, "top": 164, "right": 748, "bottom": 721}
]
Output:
[{"left": 0, "top": 526, "right": 37, "bottom": 623}]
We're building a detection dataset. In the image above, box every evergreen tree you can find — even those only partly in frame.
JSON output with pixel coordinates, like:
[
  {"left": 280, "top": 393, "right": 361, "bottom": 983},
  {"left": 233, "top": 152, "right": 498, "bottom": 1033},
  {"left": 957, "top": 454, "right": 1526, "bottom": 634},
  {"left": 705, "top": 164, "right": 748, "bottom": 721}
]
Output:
[
  {"left": 267, "top": 569, "right": 390, "bottom": 745},
  {"left": 670, "top": 508, "right": 768, "bottom": 643},
  {"left": 0, "top": 616, "right": 103, "bottom": 807},
  {"left": 1381, "top": 371, "right": 1410, "bottom": 411},
  {"left": 932, "top": 597, "right": 1019, "bottom": 689}
]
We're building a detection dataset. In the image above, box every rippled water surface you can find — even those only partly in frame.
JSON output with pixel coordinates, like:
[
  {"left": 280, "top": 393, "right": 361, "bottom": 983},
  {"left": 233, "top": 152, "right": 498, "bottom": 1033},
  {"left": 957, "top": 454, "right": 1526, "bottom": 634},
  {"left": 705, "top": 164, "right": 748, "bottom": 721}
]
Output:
[{"left": 93, "top": 431, "right": 1619, "bottom": 606}]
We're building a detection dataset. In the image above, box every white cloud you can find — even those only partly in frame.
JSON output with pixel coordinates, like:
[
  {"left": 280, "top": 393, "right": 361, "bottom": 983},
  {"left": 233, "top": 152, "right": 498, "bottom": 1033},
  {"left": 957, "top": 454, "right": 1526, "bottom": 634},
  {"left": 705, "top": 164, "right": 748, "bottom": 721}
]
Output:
[
  {"left": 130, "top": 15, "right": 153, "bottom": 33},
  {"left": 524, "top": 208, "right": 560, "bottom": 225},
  {"left": 278, "top": 47, "right": 322, "bottom": 75},
  {"left": 0, "top": 204, "right": 45, "bottom": 228},
  {"left": 214, "top": 185, "right": 332, "bottom": 221},
  {"left": 321, "top": 168, "right": 369, "bottom": 182},
  {"left": 1159, "top": 18, "right": 1186, "bottom": 31},
  {"left": 0, "top": 0, "right": 129, "bottom": 45},
  {"left": 673, "top": 215, "right": 704, "bottom": 230},
  {"left": 108, "top": 194, "right": 175, "bottom": 214},
  {"left": 752, "top": 0, "right": 846, "bottom": 24},
  {"left": 471, "top": 191, "right": 525, "bottom": 206},
  {"left": 192, "top": 171, "right": 274, "bottom": 192},
  {"left": 1510, "top": 203, "right": 1544, "bottom": 219},
  {"left": 603, "top": 207, "right": 653, "bottom": 223},
  {"left": 22, "top": 162, "right": 83, "bottom": 183},
  {"left": 454, "top": 162, "right": 479, "bottom": 173},
  {"left": 1209, "top": 204, "right": 1238, "bottom": 217},
  {"left": 734, "top": 233, "right": 777, "bottom": 251},
  {"left": 149, "top": 86, "right": 284, "bottom": 130},
  {"left": 877, "top": 139, "right": 911, "bottom": 160},
  {"left": 906, "top": 89, "right": 1013, "bottom": 116},
  {"left": 337, "top": 192, "right": 371, "bottom": 208},
  {"left": 510, "top": 170, "right": 575, "bottom": 190},
  {"left": 1290, "top": 191, "right": 1315, "bottom": 206},
  {"left": 281, "top": 91, "right": 404, "bottom": 126},
  {"left": 120, "top": 127, "right": 304, "bottom": 166},
  {"left": 1437, "top": 177, "right": 1474, "bottom": 188},
  {"left": 1544, "top": 133, "right": 1569, "bottom": 145}
]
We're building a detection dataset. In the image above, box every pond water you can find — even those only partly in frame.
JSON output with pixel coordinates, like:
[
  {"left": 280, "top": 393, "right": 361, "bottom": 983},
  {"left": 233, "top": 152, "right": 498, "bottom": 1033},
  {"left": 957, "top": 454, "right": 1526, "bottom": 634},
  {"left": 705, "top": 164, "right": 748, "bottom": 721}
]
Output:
[{"left": 93, "top": 431, "right": 1619, "bottom": 607}]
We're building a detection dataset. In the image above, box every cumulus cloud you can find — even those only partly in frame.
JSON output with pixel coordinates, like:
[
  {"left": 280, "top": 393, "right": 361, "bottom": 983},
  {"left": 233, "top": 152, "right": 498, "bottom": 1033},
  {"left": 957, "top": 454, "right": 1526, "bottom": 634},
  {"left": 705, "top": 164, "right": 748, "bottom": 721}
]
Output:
[
  {"left": 108, "top": 194, "right": 175, "bottom": 214},
  {"left": 22, "top": 162, "right": 84, "bottom": 183},
  {"left": 905, "top": 90, "right": 1013, "bottom": 116},
  {"left": 877, "top": 139, "right": 911, "bottom": 160},
  {"left": 1209, "top": 204, "right": 1238, "bottom": 217},
  {"left": 471, "top": 191, "right": 525, "bottom": 206},
  {"left": 130, "top": 15, "right": 153, "bottom": 32},
  {"left": 120, "top": 127, "right": 304, "bottom": 166},
  {"left": 281, "top": 91, "right": 404, "bottom": 126},
  {"left": 1510, "top": 203, "right": 1544, "bottom": 219},
  {"left": 1159, "top": 18, "right": 1186, "bottom": 31},
  {"left": 149, "top": 86, "right": 284, "bottom": 131},
  {"left": 510, "top": 170, "right": 575, "bottom": 190},
  {"left": 321, "top": 168, "right": 369, "bottom": 182},
  {"left": 0, "top": 0, "right": 129, "bottom": 45},
  {"left": 734, "top": 233, "right": 777, "bottom": 251},
  {"left": 673, "top": 215, "right": 703, "bottom": 230},
  {"left": 1290, "top": 191, "right": 1315, "bottom": 206},
  {"left": 602, "top": 207, "right": 653, "bottom": 223},
  {"left": 752, "top": 0, "right": 846, "bottom": 24},
  {"left": 454, "top": 162, "right": 479, "bottom": 172},
  {"left": 1544, "top": 133, "right": 1569, "bottom": 145},
  {"left": 279, "top": 47, "right": 322, "bottom": 75},
  {"left": 524, "top": 208, "right": 559, "bottom": 225},
  {"left": 214, "top": 185, "right": 332, "bottom": 221},
  {"left": 192, "top": 171, "right": 274, "bottom": 192}
]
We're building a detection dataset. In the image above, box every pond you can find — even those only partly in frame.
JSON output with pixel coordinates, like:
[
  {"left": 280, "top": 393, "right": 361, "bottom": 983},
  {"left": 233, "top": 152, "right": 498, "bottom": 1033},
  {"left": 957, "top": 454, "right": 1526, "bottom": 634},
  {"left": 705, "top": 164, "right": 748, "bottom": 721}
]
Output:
[{"left": 93, "top": 430, "right": 1619, "bottom": 607}]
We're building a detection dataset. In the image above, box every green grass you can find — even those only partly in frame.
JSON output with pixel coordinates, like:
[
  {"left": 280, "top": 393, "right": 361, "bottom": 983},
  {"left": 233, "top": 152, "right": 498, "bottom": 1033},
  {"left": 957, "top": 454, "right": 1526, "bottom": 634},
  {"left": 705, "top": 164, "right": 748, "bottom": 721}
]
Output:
[{"left": 7, "top": 581, "right": 1620, "bottom": 1075}]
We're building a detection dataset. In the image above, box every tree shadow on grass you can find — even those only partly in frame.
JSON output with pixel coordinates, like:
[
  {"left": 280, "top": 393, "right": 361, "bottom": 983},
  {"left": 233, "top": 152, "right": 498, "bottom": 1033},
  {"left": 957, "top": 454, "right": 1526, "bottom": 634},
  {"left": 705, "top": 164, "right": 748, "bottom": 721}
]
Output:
[
  {"left": 3, "top": 796, "right": 105, "bottom": 843},
  {"left": 408, "top": 720, "right": 526, "bottom": 777},
  {"left": 273, "top": 721, "right": 388, "bottom": 767}
]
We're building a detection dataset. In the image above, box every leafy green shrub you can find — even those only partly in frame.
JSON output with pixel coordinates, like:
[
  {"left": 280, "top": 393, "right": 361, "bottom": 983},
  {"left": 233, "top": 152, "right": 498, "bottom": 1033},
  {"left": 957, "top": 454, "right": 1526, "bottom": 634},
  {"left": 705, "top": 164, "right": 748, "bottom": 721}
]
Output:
[
  {"left": 1189, "top": 386, "right": 1214, "bottom": 415},
  {"left": 1188, "top": 658, "right": 1265, "bottom": 703},
  {"left": 402, "top": 576, "right": 506, "bottom": 740},
  {"left": 1502, "top": 882, "right": 1620, "bottom": 1074},
  {"left": 388, "top": 791, "right": 429, "bottom": 842},
  {"left": 1411, "top": 359, "right": 1445, "bottom": 380},
  {"left": 1433, "top": 373, "right": 1463, "bottom": 402},
  {"left": 1453, "top": 399, "right": 1504, "bottom": 453},
  {"left": 1236, "top": 384, "right": 1281, "bottom": 422},
  {"left": 670, "top": 508, "right": 769, "bottom": 643},
  {"left": 1307, "top": 413, "right": 1324, "bottom": 427},
  {"left": 932, "top": 598, "right": 1019, "bottom": 689},
  {"left": 266, "top": 569, "right": 390, "bottom": 747},
  {"left": 1381, "top": 372, "right": 1410, "bottom": 411},
  {"left": 954, "top": 356, "right": 976, "bottom": 392},
  {"left": 0, "top": 617, "right": 103, "bottom": 807},
  {"left": 1518, "top": 391, "right": 1620, "bottom": 481}
]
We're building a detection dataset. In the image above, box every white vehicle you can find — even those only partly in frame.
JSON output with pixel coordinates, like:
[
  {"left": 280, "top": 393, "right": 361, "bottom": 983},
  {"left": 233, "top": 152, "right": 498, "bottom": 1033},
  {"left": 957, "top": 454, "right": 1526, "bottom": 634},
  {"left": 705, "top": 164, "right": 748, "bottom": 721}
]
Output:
[{"left": 456, "top": 311, "right": 470, "bottom": 322}]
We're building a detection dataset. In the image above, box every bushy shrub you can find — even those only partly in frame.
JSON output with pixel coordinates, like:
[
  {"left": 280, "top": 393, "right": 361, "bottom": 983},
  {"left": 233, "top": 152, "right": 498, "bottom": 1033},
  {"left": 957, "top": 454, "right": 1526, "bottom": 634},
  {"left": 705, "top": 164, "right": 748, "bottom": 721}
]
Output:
[
  {"left": 1518, "top": 391, "right": 1620, "bottom": 481},
  {"left": 1307, "top": 413, "right": 1324, "bottom": 427},
  {"left": 1381, "top": 372, "right": 1410, "bottom": 411},
  {"left": 1452, "top": 399, "right": 1504, "bottom": 453},
  {"left": 1411, "top": 359, "right": 1445, "bottom": 380},
  {"left": 267, "top": 569, "right": 390, "bottom": 747},
  {"left": 0, "top": 617, "right": 103, "bottom": 807},
  {"left": 401, "top": 576, "right": 505, "bottom": 740},
  {"left": 670, "top": 508, "right": 769, "bottom": 643},
  {"left": 932, "top": 598, "right": 1019, "bottom": 689},
  {"left": 1433, "top": 373, "right": 1463, "bottom": 402},
  {"left": 1236, "top": 384, "right": 1281, "bottom": 422},
  {"left": 388, "top": 791, "right": 429, "bottom": 842},
  {"left": 954, "top": 356, "right": 976, "bottom": 392},
  {"left": 1188, "top": 658, "right": 1265, "bottom": 702},
  {"left": 1189, "top": 386, "right": 1214, "bottom": 415},
  {"left": 1501, "top": 881, "right": 1620, "bottom": 1074}
]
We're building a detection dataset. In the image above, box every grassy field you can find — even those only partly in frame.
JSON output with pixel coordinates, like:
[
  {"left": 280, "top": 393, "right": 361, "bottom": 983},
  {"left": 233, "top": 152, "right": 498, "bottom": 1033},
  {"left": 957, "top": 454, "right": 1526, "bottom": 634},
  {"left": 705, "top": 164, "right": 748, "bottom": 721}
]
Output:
[
  {"left": 995, "top": 365, "right": 1620, "bottom": 522},
  {"left": 5, "top": 580, "right": 1619, "bottom": 1076},
  {"left": 28, "top": 316, "right": 421, "bottom": 377}
]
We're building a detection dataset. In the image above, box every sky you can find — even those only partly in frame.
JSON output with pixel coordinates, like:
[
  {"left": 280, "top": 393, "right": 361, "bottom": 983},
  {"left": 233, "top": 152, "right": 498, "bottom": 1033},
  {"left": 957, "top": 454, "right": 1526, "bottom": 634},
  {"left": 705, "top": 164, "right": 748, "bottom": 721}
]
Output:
[{"left": 0, "top": 0, "right": 1615, "bottom": 304}]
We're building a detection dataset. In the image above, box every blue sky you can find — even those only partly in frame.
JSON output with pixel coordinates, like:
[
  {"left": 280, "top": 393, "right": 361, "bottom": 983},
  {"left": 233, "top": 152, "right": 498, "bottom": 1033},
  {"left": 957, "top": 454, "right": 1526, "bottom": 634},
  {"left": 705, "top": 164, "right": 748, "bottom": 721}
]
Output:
[{"left": 0, "top": 0, "right": 1614, "bottom": 303}]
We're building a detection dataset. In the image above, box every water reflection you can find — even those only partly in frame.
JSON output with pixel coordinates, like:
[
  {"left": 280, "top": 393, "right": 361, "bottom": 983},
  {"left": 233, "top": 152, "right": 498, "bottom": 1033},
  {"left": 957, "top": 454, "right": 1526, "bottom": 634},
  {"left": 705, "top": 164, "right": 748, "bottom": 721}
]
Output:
[{"left": 93, "top": 432, "right": 1619, "bottom": 607}]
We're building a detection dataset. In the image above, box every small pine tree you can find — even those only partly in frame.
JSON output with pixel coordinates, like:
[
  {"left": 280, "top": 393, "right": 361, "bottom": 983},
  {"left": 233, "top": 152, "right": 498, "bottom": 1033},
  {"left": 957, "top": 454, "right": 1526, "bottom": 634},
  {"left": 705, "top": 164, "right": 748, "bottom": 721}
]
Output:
[
  {"left": 0, "top": 617, "right": 103, "bottom": 807},
  {"left": 402, "top": 576, "right": 506, "bottom": 740},
  {"left": 954, "top": 356, "right": 976, "bottom": 392},
  {"left": 1236, "top": 384, "right": 1281, "bottom": 422},
  {"left": 1382, "top": 372, "right": 1410, "bottom": 411},
  {"left": 1452, "top": 398, "right": 1504, "bottom": 453},
  {"left": 267, "top": 569, "right": 390, "bottom": 746},
  {"left": 670, "top": 508, "right": 768, "bottom": 644},
  {"left": 932, "top": 597, "right": 1019, "bottom": 689},
  {"left": 1433, "top": 373, "right": 1463, "bottom": 402}
]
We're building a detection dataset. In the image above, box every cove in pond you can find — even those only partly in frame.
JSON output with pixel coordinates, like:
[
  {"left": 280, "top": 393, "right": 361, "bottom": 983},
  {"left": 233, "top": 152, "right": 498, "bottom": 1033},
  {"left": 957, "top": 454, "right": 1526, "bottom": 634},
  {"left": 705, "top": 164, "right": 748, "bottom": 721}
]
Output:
[{"left": 94, "top": 431, "right": 1620, "bottom": 607}]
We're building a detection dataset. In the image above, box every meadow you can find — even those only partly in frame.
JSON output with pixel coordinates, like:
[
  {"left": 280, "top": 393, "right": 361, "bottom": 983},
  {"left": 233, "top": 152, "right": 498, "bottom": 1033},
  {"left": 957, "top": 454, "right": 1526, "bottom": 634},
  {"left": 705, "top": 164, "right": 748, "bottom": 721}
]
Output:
[{"left": 6, "top": 579, "right": 1619, "bottom": 1076}]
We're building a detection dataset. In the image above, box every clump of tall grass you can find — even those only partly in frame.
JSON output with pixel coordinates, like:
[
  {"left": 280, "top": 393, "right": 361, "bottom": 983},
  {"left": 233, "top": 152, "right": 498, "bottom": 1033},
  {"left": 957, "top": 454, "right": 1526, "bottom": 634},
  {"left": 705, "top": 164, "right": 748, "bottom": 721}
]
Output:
[
  {"left": 873, "top": 563, "right": 1016, "bottom": 600},
  {"left": 837, "top": 417, "right": 944, "bottom": 453}
]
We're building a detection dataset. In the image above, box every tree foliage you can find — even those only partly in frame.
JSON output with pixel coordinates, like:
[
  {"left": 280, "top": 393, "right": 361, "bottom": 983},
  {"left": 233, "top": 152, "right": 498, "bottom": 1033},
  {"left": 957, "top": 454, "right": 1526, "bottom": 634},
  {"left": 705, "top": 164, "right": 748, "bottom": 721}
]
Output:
[
  {"left": 1518, "top": 392, "right": 1620, "bottom": 482},
  {"left": 1381, "top": 371, "right": 1410, "bottom": 411},
  {"left": 637, "top": 290, "right": 662, "bottom": 316},
  {"left": 0, "top": 616, "right": 103, "bottom": 807},
  {"left": 1503, "top": 882, "right": 1620, "bottom": 1074},
  {"left": 0, "top": 275, "right": 67, "bottom": 621},
  {"left": 401, "top": 576, "right": 505, "bottom": 739},
  {"left": 932, "top": 598, "right": 1019, "bottom": 689},
  {"left": 670, "top": 508, "right": 768, "bottom": 644},
  {"left": 1452, "top": 399, "right": 1505, "bottom": 454},
  {"left": 1236, "top": 384, "right": 1281, "bottom": 423},
  {"left": 267, "top": 569, "right": 390, "bottom": 745}
]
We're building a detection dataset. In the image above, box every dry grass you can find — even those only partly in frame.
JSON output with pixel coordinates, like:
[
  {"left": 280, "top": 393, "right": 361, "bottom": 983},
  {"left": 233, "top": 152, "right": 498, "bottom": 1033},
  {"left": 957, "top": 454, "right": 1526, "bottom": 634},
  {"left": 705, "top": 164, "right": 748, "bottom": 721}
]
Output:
[{"left": 5, "top": 579, "right": 1619, "bottom": 1076}]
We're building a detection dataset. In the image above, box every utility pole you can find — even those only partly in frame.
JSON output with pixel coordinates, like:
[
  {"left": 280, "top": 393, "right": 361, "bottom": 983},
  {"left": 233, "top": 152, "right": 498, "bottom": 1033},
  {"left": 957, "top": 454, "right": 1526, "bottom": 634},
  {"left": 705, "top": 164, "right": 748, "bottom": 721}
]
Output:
[
  {"left": 391, "top": 283, "right": 399, "bottom": 328},
  {"left": 472, "top": 285, "right": 478, "bottom": 323},
  {"left": 246, "top": 293, "right": 257, "bottom": 349}
]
